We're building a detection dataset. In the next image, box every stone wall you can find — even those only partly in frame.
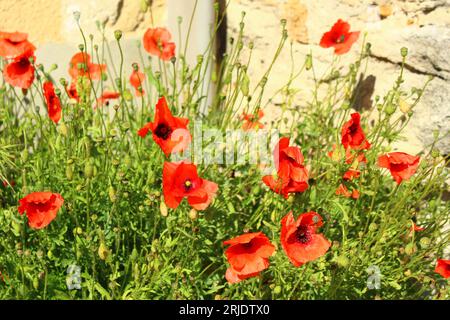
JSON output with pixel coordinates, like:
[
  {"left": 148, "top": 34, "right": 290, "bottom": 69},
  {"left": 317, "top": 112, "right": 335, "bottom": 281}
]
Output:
[
  {"left": 227, "top": 0, "right": 450, "bottom": 155},
  {"left": 0, "top": 0, "right": 448, "bottom": 154}
]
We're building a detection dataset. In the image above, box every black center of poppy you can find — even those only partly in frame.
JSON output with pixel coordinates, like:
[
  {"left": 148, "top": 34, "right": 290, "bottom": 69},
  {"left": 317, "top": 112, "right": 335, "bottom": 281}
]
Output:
[
  {"left": 154, "top": 123, "right": 172, "bottom": 140},
  {"left": 184, "top": 179, "right": 193, "bottom": 192},
  {"left": 242, "top": 242, "right": 253, "bottom": 249},
  {"left": 18, "top": 58, "right": 29, "bottom": 67},
  {"left": 336, "top": 35, "right": 346, "bottom": 43},
  {"left": 295, "top": 225, "right": 312, "bottom": 244}
]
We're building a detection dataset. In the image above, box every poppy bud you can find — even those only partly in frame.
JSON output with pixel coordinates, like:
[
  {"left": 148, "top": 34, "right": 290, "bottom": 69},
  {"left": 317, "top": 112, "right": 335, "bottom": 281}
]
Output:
[
  {"left": 188, "top": 208, "right": 198, "bottom": 220},
  {"left": 114, "top": 30, "right": 122, "bottom": 41},
  {"left": 73, "top": 227, "right": 83, "bottom": 235},
  {"left": 400, "top": 47, "right": 408, "bottom": 57},
  {"left": 273, "top": 286, "right": 282, "bottom": 295},
  {"left": 78, "top": 44, "right": 84, "bottom": 52},
  {"left": 177, "top": 16, "right": 183, "bottom": 24},
  {"left": 305, "top": 54, "right": 312, "bottom": 70},
  {"left": 160, "top": 201, "right": 168, "bottom": 217},
  {"left": 384, "top": 104, "right": 396, "bottom": 116},
  {"left": 130, "top": 248, "right": 138, "bottom": 261},
  {"left": 66, "top": 164, "right": 74, "bottom": 181},
  {"left": 398, "top": 98, "right": 410, "bottom": 113},
  {"left": 335, "top": 255, "right": 349, "bottom": 268},
  {"left": 431, "top": 148, "right": 440, "bottom": 158},
  {"left": 404, "top": 243, "right": 417, "bottom": 256},
  {"left": 419, "top": 237, "right": 430, "bottom": 248},
  {"left": 98, "top": 242, "right": 110, "bottom": 261},
  {"left": 21, "top": 149, "right": 28, "bottom": 162},
  {"left": 84, "top": 161, "right": 95, "bottom": 178},
  {"left": 109, "top": 186, "right": 117, "bottom": 202},
  {"left": 33, "top": 277, "right": 39, "bottom": 290},
  {"left": 140, "top": 0, "right": 149, "bottom": 12},
  {"left": 73, "top": 11, "right": 81, "bottom": 22}
]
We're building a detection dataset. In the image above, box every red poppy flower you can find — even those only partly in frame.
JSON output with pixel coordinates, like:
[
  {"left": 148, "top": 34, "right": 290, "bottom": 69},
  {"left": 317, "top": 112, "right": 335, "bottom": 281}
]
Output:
[
  {"left": 143, "top": 27, "right": 176, "bottom": 61},
  {"left": 162, "top": 161, "right": 218, "bottom": 210},
  {"left": 262, "top": 137, "right": 308, "bottom": 198},
  {"left": 280, "top": 211, "right": 330, "bottom": 267},
  {"left": 343, "top": 168, "right": 360, "bottom": 181},
  {"left": 138, "top": 96, "right": 191, "bottom": 156},
  {"left": 130, "top": 65, "right": 145, "bottom": 96},
  {"left": 66, "top": 82, "right": 79, "bottom": 101},
  {"left": 3, "top": 49, "right": 35, "bottom": 89},
  {"left": 242, "top": 110, "right": 264, "bottom": 131},
  {"left": 319, "top": 19, "right": 360, "bottom": 55},
  {"left": 96, "top": 91, "right": 120, "bottom": 107},
  {"left": 0, "top": 31, "right": 36, "bottom": 59},
  {"left": 2, "top": 179, "right": 15, "bottom": 188},
  {"left": 224, "top": 232, "right": 275, "bottom": 284},
  {"left": 328, "top": 144, "right": 367, "bottom": 164},
  {"left": 18, "top": 192, "right": 64, "bottom": 229},
  {"left": 68, "top": 52, "right": 106, "bottom": 80},
  {"left": 411, "top": 222, "right": 424, "bottom": 232},
  {"left": 341, "top": 113, "right": 371, "bottom": 151},
  {"left": 435, "top": 259, "right": 450, "bottom": 278},
  {"left": 378, "top": 152, "right": 420, "bottom": 184},
  {"left": 336, "top": 183, "right": 359, "bottom": 199},
  {"left": 43, "top": 81, "right": 62, "bottom": 124}
]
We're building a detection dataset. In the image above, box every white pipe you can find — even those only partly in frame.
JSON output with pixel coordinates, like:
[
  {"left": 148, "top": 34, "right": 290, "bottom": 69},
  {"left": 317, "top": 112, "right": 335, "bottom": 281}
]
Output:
[{"left": 167, "top": 0, "right": 216, "bottom": 114}]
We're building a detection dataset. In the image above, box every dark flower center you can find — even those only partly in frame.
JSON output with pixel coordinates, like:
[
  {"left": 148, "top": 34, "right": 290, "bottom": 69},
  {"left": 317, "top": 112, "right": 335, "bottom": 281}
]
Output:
[
  {"left": 336, "top": 35, "right": 346, "bottom": 43},
  {"left": 184, "top": 179, "right": 193, "bottom": 192},
  {"left": 242, "top": 242, "right": 253, "bottom": 249},
  {"left": 348, "top": 123, "right": 358, "bottom": 134},
  {"left": 18, "top": 58, "right": 30, "bottom": 68},
  {"left": 295, "top": 225, "right": 312, "bottom": 244},
  {"left": 154, "top": 123, "right": 172, "bottom": 140}
]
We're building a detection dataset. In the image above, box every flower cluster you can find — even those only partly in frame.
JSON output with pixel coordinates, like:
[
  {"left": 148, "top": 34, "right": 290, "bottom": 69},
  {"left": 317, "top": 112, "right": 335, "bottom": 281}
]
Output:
[{"left": 3, "top": 18, "right": 447, "bottom": 293}]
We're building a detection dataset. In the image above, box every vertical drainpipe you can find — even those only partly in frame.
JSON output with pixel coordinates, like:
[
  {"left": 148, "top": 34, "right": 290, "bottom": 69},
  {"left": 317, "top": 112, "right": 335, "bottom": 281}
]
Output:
[{"left": 167, "top": 0, "right": 225, "bottom": 115}]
